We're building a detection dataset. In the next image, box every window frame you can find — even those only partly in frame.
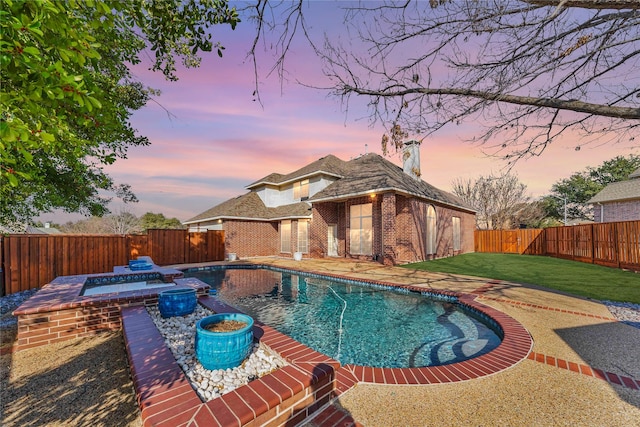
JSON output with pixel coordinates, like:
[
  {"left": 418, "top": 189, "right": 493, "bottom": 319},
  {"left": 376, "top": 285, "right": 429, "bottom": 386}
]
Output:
[
  {"left": 293, "top": 179, "right": 309, "bottom": 201},
  {"left": 280, "top": 220, "right": 291, "bottom": 253},
  {"left": 297, "top": 220, "right": 309, "bottom": 253},
  {"left": 452, "top": 216, "right": 461, "bottom": 252},
  {"left": 426, "top": 205, "right": 437, "bottom": 255},
  {"left": 349, "top": 203, "right": 373, "bottom": 255}
]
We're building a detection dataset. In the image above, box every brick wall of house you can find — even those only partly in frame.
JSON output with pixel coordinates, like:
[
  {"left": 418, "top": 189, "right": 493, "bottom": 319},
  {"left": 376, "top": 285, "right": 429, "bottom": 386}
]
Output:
[
  {"left": 310, "top": 202, "right": 345, "bottom": 258},
  {"left": 394, "top": 195, "right": 475, "bottom": 264},
  {"left": 593, "top": 200, "right": 640, "bottom": 222},
  {"left": 224, "top": 220, "right": 278, "bottom": 258},
  {"left": 312, "top": 193, "right": 475, "bottom": 264}
]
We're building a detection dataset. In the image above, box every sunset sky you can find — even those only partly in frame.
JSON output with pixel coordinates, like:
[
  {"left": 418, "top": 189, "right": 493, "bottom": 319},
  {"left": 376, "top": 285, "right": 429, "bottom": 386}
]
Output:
[{"left": 41, "top": 2, "right": 638, "bottom": 224}]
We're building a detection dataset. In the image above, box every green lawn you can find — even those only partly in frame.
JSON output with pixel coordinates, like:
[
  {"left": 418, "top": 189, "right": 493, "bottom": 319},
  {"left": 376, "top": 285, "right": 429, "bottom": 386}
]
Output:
[{"left": 403, "top": 253, "right": 640, "bottom": 304}]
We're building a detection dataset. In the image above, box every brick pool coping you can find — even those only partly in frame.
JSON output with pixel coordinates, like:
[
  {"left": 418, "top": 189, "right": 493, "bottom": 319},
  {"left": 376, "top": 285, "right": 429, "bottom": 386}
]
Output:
[
  {"left": 122, "top": 265, "right": 532, "bottom": 426},
  {"left": 11, "top": 262, "right": 533, "bottom": 426},
  {"left": 258, "top": 264, "right": 534, "bottom": 386},
  {"left": 124, "top": 297, "right": 341, "bottom": 426}
]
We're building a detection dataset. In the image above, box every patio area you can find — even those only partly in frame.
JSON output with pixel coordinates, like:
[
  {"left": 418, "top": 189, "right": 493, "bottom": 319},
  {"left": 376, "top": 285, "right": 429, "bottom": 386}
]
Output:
[{"left": 2, "top": 257, "right": 639, "bottom": 426}]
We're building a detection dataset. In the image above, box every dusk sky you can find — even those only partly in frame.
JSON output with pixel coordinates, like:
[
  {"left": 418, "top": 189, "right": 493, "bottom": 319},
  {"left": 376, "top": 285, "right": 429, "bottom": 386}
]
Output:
[{"left": 41, "top": 2, "right": 638, "bottom": 224}]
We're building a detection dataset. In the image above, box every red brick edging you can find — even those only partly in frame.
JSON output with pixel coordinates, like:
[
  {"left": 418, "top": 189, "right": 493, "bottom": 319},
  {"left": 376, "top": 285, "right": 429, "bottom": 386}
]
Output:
[
  {"left": 527, "top": 351, "right": 640, "bottom": 391},
  {"left": 123, "top": 296, "right": 341, "bottom": 426}
]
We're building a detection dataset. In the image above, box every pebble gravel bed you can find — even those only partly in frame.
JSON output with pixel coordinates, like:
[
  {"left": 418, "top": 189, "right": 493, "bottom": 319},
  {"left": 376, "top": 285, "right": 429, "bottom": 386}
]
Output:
[
  {"left": 601, "top": 300, "right": 640, "bottom": 328},
  {"left": 146, "top": 304, "right": 288, "bottom": 401},
  {"left": 0, "top": 288, "right": 38, "bottom": 328}
]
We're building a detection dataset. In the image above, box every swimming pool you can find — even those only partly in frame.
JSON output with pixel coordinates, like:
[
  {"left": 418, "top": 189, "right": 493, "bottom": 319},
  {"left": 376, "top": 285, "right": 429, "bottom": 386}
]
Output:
[{"left": 185, "top": 266, "right": 502, "bottom": 368}]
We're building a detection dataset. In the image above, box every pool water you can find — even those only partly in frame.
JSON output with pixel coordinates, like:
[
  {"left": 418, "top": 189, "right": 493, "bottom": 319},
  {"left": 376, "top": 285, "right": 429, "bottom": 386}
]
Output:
[
  {"left": 185, "top": 267, "right": 501, "bottom": 368},
  {"left": 82, "top": 279, "right": 174, "bottom": 296}
]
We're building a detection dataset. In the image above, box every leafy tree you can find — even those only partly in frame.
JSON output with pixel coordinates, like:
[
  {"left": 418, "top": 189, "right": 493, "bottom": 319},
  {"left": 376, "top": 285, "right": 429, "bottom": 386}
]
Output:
[
  {"left": 1, "top": 0, "right": 239, "bottom": 227},
  {"left": 544, "top": 154, "right": 640, "bottom": 222},
  {"left": 452, "top": 174, "right": 534, "bottom": 230},
  {"left": 250, "top": 1, "right": 639, "bottom": 160},
  {"left": 140, "top": 212, "right": 185, "bottom": 231}
]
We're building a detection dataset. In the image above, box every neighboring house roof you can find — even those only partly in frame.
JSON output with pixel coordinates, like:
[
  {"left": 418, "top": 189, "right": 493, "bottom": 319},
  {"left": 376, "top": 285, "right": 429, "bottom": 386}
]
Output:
[
  {"left": 27, "top": 226, "right": 62, "bottom": 234},
  {"left": 0, "top": 224, "right": 62, "bottom": 234},
  {"left": 309, "top": 153, "right": 475, "bottom": 212},
  {"left": 184, "top": 192, "right": 311, "bottom": 223},
  {"left": 588, "top": 168, "right": 640, "bottom": 203},
  {"left": 246, "top": 155, "right": 348, "bottom": 189}
]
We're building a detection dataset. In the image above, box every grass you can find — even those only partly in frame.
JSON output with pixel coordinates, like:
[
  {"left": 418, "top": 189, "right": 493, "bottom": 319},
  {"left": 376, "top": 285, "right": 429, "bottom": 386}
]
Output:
[{"left": 403, "top": 253, "right": 640, "bottom": 304}]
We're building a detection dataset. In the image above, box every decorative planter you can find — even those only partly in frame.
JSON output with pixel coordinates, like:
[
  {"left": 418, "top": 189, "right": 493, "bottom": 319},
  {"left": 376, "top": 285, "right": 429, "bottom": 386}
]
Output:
[
  {"left": 195, "top": 313, "right": 254, "bottom": 370},
  {"left": 158, "top": 288, "right": 197, "bottom": 318},
  {"left": 293, "top": 252, "right": 303, "bottom": 261},
  {"left": 228, "top": 253, "right": 237, "bottom": 261}
]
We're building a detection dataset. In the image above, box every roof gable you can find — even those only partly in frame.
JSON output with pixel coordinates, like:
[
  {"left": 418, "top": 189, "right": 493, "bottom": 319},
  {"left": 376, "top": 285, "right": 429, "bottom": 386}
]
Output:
[
  {"left": 309, "top": 153, "right": 474, "bottom": 212},
  {"left": 184, "top": 192, "right": 311, "bottom": 223},
  {"left": 246, "top": 155, "right": 348, "bottom": 189}
]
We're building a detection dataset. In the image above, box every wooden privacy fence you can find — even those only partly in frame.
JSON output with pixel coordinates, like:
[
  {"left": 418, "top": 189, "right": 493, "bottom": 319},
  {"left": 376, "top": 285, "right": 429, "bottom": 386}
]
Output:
[
  {"left": 474, "top": 220, "right": 640, "bottom": 271},
  {"left": 0, "top": 229, "right": 224, "bottom": 296}
]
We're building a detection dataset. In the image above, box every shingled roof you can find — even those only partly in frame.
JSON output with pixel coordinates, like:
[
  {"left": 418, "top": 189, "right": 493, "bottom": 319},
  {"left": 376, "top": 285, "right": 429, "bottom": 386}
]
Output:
[
  {"left": 185, "top": 152, "right": 475, "bottom": 224},
  {"left": 184, "top": 192, "right": 311, "bottom": 223},
  {"left": 246, "top": 155, "right": 348, "bottom": 188},
  {"left": 310, "top": 153, "right": 475, "bottom": 212},
  {"left": 588, "top": 167, "right": 640, "bottom": 203}
]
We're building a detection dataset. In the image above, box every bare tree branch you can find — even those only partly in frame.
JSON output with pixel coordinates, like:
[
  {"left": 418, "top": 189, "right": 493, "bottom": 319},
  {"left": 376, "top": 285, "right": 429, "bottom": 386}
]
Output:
[
  {"left": 244, "top": 1, "right": 640, "bottom": 161},
  {"left": 341, "top": 85, "right": 640, "bottom": 119}
]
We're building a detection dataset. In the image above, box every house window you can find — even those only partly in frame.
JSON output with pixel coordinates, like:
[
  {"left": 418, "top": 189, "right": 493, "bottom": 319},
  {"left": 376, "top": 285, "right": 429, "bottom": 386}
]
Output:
[
  {"left": 349, "top": 203, "right": 372, "bottom": 255},
  {"left": 426, "top": 205, "right": 437, "bottom": 255},
  {"left": 297, "top": 220, "right": 309, "bottom": 253},
  {"left": 452, "top": 216, "right": 461, "bottom": 251},
  {"left": 293, "top": 179, "right": 309, "bottom": 200},
  {"left": 281, "top": 220, "right": 291, "bottom": 253}
]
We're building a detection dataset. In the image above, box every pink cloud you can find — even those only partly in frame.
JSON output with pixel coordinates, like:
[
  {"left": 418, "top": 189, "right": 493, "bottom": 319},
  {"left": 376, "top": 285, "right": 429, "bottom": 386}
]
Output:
[{"left": 44, "top": 4, "right": 639, "bottom": 224}]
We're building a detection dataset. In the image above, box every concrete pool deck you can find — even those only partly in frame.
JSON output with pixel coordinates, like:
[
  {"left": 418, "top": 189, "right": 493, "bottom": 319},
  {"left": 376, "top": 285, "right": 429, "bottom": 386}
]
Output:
[
  {"left": 3, "top": 257, "right": 639, "bottom": 426},
  {"left": 241, "top": 257, "right": 640, "bottom": 426}
]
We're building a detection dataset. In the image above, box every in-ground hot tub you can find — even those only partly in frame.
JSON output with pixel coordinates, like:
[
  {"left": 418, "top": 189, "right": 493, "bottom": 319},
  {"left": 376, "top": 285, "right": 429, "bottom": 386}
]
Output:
[
  {"left": 12, "top": 261, "right": 209, "bottom": 350},
  {"left": 81, "top": 272, "right": 176, "bottom": 296}
]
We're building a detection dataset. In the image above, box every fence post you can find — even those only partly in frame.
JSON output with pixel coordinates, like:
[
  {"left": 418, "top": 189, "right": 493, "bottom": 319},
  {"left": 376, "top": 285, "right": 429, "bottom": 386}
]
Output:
[
  {"left": 613, "top": 222, "right": 620, "bottom": 269},
  {"left": 590, "top": 223, "right": 595, "bottom": 265}
]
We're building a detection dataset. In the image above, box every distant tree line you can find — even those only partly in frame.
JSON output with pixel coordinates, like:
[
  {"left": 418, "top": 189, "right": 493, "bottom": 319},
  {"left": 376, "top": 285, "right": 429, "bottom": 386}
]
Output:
[
  {"left": 37, "top": 211, "right": 185, "bottom": 235},
  {"left": 452, "top": 154, "right": 639, "bottom": 229}
]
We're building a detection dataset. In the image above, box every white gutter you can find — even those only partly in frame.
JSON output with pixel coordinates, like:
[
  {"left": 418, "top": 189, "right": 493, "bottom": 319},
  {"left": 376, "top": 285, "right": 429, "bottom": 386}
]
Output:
[
  {"left": 183, "top": 214, "right": 312, "bottom": 225},
  {"left": 598, "top": 202, "right": 604, "bottom": 223}
]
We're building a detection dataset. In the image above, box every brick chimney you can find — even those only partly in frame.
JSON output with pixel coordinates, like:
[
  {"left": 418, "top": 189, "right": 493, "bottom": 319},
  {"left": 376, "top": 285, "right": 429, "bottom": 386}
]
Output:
[{"left": 402, "top": 140, "right": 421, "bottom": 180}]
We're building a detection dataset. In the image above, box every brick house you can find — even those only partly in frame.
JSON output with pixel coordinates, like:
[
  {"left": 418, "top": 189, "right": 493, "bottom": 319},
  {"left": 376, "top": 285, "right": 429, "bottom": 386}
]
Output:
[
  {"left": 183, "top": 142, "right": 476, "bottom": 265},
  {"left": 587, "top": 167, "right": 640, "bottom": 222}
]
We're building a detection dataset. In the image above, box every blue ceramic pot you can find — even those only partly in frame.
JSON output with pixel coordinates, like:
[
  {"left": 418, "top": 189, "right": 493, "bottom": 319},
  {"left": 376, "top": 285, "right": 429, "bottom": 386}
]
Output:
[{"left": 195, "top": 313, "right": 254, "bottom": 370}]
